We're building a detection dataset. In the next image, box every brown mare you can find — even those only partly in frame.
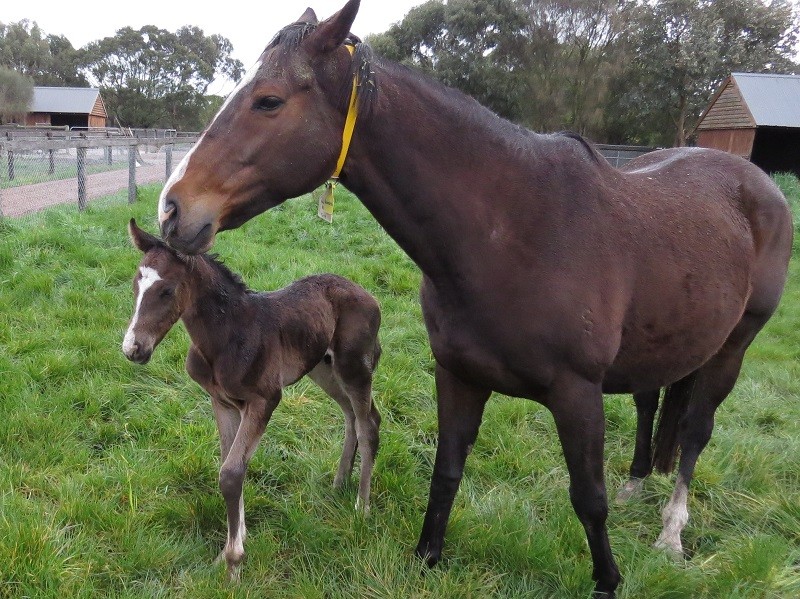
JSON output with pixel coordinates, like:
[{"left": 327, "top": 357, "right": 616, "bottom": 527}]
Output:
[
  {"left": 152, "top": 1, "right": 793, "bottom": 595},
  {"left": 122, "top": 219, "right": 382, "bottom": 580}
]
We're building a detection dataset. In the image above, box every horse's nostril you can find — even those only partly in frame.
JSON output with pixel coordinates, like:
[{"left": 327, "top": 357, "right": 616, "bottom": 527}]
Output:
[{"left": 160, "top": 201, "right": 178, "bottom": 238}]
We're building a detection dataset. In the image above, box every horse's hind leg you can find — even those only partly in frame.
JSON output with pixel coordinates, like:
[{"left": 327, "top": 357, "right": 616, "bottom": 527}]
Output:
[
  {"left": 617, "top": 389, "right": 660, "bottom": 503},
  {"left": 332, "top": 349, "right": 381, "bottom": 512},
  {"left": 655, "top": 311, "right": 769, "bottom": 555},
  {"left": 307, "top": 361, "right": 359, "bottom": 489}
]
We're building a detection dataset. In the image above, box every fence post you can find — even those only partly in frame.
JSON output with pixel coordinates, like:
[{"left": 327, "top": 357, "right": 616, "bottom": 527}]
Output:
[
  {"left": 0, "top": 142, "right": 4, "bottom": 219},
  {"left": 7, "top": 149, "right": 14, "bottom": 181},
  {"left": 165, "top": 143, "right": 173, "bottom": 180},
  {"left": 128, "top": 142, "right": 137, "bottom": 204},
  {"left": 77, "top": 146, "right": 87, "bottom": 210},
  {"left": 49, "top": 149, "right": 55, "bottom": 174}
]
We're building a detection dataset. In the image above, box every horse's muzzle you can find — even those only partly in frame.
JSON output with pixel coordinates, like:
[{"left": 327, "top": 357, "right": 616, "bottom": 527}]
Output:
[{"left": 160, "top": 206, "right": 214, "bottom": 255}]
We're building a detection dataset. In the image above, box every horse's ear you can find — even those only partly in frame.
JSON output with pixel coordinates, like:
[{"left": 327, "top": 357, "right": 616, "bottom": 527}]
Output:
[
  {"left": 297, "top": 7, "right": 318, "bottom": 25},
  {"left": 304, "top": 0, "right": 360, "bottom": 55},
  {"left": 128, "top": 218, "right": 161, "bottom": 253}
]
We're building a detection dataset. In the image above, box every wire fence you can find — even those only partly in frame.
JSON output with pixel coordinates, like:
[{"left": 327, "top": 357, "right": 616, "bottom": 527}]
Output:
[{"left": 0, "top": 136, "right": 199, "bottom": 222}]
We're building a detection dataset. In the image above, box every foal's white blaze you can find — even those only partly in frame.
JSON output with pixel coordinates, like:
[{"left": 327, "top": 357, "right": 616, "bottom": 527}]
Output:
[
  {"left": 122, "top": 266, "right": 162, "bottom": 355},
  {"left": 158, "top": 57, "right": 264, "bottom": 222},
  {"left": 654, "top": 474, "right": 690, "bottom": 555}
]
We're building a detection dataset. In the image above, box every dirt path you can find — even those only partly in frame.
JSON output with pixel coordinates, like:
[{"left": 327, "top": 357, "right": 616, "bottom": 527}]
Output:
[{"left": 0, "top": 153, "right": 185, "bottom": 218}]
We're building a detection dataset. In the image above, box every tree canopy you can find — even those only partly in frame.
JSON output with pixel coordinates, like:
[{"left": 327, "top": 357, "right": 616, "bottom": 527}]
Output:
[
  {"left": 0, "top": 20, "right": 86, "bottom": 86},
  {"left": 81, "top": 25, "right": 243, "bottom": 129},
  {"left": 370, "top": 0, "right": 799, "bottom": 145},
  {"left": 0, "top": 66, "right": 34, "bottom": 124}
]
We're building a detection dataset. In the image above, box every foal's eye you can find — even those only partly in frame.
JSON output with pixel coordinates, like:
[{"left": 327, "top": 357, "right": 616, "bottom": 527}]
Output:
[
  {"left": 160, "top": 288, "right": 174, "bottom": 299},
  {"left": 252, "top": 96, "right": 284, "bottom": 112}
]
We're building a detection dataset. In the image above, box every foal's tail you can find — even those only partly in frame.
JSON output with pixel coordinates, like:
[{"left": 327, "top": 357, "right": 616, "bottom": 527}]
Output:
[{"left": 651, "top": 372, "right": 698, "bottom": 474}]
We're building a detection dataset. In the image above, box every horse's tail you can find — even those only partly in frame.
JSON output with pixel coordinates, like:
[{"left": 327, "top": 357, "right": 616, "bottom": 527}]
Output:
[{"left": 651, "top": 372, "right": 698, "bottom": 474}]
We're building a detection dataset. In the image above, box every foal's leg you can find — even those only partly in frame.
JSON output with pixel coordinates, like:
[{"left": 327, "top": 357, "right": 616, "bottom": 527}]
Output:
[
  {"left": 655, "top": 313, "right": 765, "bottom": 555},
  {"left": 333, "top": 352, "right": 381, "bottom": 512},
  {"left": 307, "top": 361, "right": 359, "bottom": 489},
  {"left": 415, "top": 363, "right": 490, "bottom": 566},
  {"left": 217, "top": 392, "right": 280, "bottom": 581},
  {"left": 549, "top": 374, "right": 620, "bottom": 597},
  {"left": 210, "top": 395, "right": 241, "bottom": 567},
  {"left": 617, "top": 389, "right": 660, "bottom": 503}
]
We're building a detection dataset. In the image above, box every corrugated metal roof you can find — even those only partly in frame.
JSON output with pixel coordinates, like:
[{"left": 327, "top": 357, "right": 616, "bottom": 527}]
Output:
[
  {"left": 30, "top": 87, "right": 101, "bottom": 114},
  {"left": 732, "top": 73, "right": 800, "bottom": 128}
]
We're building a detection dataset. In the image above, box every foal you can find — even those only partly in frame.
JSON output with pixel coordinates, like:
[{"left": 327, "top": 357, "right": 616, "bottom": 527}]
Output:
[{"left": 122, "top": 219, "right": 382, "bottom": 579}]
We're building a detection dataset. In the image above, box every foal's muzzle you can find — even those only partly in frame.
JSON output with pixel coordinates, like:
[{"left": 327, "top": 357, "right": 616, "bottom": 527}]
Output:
[{"left": 123, "top": 341, "right": 153, "bottom": 365}]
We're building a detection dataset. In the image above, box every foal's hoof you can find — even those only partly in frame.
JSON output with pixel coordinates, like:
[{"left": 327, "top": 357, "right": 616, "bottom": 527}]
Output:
[
  {"left": 653, "top": 535, "right": 684, "bottom": 561},
  {"left": 354, "top": 496, "right": 371, "bottom": 514},
  {"left": 615, "top": 477, "right": 644, "bottom": 503}
]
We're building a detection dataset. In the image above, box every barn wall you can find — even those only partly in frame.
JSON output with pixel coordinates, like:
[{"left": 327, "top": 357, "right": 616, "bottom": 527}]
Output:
[
  {"left": 696, "top": 128, "right": 756, "bottom": 158},
  {"left": 696, "top": 80, "right": 755, "bottom": 130},
  {"left": 24, "top": 113, "right": 52, "bottom": 126},
  {"left": 88, "top": 114, "right": 107, "bottom": 127},
  {"left": 750, "top": 127, "right": 800, "bottom": 176}
]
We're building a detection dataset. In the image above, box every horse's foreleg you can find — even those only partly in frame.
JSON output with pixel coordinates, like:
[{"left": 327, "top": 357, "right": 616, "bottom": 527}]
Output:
[
  {"left": 217, "top": 391, "right": 279, "bottom": 581},
  {"left": 616, "top": 389, "right": 659, "bottom": 503},
  {"left": 211, "top": 395, "right": 242, "bottom": 463},
  {"left": 415, "top": 363, "right": 490, "bottom": 567},
  {"left": 550, "top": 375, "right": 620, "bottom": 598}
]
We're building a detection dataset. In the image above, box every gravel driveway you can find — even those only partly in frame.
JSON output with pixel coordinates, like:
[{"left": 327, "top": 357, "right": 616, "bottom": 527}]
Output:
[{"left": 0, "top": 153, "right": 185, "bottom": 218}]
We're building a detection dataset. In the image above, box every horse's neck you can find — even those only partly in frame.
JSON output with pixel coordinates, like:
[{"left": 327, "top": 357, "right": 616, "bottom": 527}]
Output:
[
  {"left": 345, "top": 63, "right": 542, "bottom": 280},
  {"left": 180, "top": 268, "right": 250, "bottom": 354}
]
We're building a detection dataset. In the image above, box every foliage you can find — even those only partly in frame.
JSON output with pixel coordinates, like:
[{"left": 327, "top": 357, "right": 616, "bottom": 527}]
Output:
[
  {"left": 81, "top": 25, "right": 243, "bottom": 129},
  {"left": 0, "top": 178, "right": 799, "bottom": 597},
  {"left": 0, "top": 20, "right": 87, "bottom": 86},
  {"left": 0, "top": 66, "right": 33, "bottom": 123},
  {"left": 369, "top": 0, "right": 530, "bottom": 121},
  {"left": 606, "top": 0, "right": 800, "bottom": 146},
  {"left": 369, "top": 0, "right": 799, "bottom": 145}
]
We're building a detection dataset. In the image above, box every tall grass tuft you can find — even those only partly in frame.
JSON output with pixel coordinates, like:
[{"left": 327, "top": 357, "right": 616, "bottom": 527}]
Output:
[{"left": 1, "top": 176, "right": 799, "bottom": 598}]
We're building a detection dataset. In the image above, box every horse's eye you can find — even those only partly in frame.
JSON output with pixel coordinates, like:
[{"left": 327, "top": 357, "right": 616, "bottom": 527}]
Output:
[
  {"left": 253, "top": 96, "right": 284, "bottom": 112},
  {"left": 160, "top": 288, "right": 174, "bottom": 299}
]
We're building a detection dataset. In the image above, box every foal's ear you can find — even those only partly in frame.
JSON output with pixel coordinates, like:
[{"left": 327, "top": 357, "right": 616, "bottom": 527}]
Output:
[
  {"left": 304, "top": 0, "right": 360, "bottom": 55},
  {"left": 297, "top": 7, "right": 318, "bottom": 25},
  {"left": 128, "top": 218, "right": 162, "bottom": 253}
]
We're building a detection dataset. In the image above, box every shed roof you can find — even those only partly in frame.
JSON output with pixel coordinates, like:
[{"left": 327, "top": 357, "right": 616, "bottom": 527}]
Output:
[
  {"left": 30, "top": 87, "right": 102, "bottom": 114},
  {"left": 730, "top": 72, "right": 800, "bottom": 128}
]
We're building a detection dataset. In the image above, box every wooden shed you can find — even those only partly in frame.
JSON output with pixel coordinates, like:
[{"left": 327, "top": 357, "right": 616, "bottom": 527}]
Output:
[
  {"left": 24, "top": 87, "right": 108, "bottom": 129},
  {"left": 695, "top": 72, "right": 800, "bottom": 176}
]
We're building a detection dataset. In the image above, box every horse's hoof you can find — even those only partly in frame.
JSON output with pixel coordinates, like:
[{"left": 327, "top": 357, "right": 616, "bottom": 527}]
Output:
[
  {"left": 615, "top": 478, "right": 644, "bottom": 504},
  {"left": 654, "top": 536, "right": 684, "bottom": 560},
  {"left": 414, "top": 545, "right": 440, "bottom": 568},
  {"left": 354, "top": 496, "right": 371, "bottom": 514}
]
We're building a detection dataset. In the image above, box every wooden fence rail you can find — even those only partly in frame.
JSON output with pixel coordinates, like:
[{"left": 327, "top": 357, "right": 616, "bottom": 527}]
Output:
[{"left": 0, "top": 137, "right": 200, "bottom": 218}]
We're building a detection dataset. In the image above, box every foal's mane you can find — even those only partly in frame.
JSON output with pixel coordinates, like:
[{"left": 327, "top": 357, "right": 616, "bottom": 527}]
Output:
[
  {"left": 195, "top": 253, "right": 251, "bottom": 295},
  {"left": 266, "top": 21, "right": 377, "bottom": 117}
]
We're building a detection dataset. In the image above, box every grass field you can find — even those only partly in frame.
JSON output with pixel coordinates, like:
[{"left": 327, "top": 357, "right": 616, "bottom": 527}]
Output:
[{"left": 1, "top": 179, "right": 799, "bottom": 598}]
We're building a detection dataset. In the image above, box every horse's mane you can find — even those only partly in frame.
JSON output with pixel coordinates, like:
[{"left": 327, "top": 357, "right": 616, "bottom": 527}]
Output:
[
  {"left": 189, "top": 253, "right": 251, "bottom": 295},
  {"left": 266, "top": 22, "right": 377, "bottom": 117}
]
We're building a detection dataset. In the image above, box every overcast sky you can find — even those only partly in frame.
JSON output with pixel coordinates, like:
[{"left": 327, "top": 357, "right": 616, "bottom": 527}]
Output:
[{"left": 3, "top": 0, "right": 424, "bottom": 94}]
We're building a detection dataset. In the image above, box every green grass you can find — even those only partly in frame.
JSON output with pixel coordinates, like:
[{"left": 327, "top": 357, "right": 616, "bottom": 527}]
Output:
[{"left": 1, "top": 179, "right": 799, "bottom": 598}]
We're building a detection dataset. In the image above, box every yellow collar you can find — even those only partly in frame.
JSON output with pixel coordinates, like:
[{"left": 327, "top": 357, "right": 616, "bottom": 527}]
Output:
[{"left": 330, "top": 44, "right": 358, "bottom": 181}]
